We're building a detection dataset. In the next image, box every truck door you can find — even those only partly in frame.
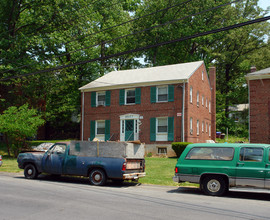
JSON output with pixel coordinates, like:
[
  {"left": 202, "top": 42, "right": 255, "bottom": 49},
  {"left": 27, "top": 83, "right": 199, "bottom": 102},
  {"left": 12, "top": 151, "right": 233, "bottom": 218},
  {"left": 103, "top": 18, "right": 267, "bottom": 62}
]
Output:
[
  {"left": 42, "top": 144, "right": 66, "bottom": 175},
  {"left": 236, "top": 147, "right": 265, "bottom": 188},
  {"left": 265, "top": 147, "right": 270, "bottom": 189}
]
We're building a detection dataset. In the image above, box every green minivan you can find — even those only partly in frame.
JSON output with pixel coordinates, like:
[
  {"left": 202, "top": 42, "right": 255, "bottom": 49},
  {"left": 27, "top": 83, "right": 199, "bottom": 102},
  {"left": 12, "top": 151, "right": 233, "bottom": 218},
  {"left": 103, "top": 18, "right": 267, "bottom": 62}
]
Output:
[{"left": 173, "top": 143, "right": 270, "bottom": 196}]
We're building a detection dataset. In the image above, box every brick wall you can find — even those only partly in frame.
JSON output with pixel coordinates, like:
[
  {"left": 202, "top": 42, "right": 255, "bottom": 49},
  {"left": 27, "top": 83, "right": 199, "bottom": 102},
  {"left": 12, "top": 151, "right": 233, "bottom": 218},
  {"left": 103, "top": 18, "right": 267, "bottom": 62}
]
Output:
[
  {"left": 249, "top": 79, "right": 270, "bottom": 144},
  {"left": 185, "top": 65, "right": 215, "bottom": 143},
  {"left": 81, "top": 63, "right": 216, "bottom": 146}
]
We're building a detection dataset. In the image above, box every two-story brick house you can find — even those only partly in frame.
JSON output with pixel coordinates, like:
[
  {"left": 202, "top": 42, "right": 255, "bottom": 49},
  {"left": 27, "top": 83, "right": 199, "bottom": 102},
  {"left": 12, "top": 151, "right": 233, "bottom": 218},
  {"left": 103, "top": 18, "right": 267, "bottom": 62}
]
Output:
[
  {"left": 245, "top": 66, "right": 270, "bottom": 144},
  {"left": 79, "top": 61, "right": 216, "bottom": 156}
]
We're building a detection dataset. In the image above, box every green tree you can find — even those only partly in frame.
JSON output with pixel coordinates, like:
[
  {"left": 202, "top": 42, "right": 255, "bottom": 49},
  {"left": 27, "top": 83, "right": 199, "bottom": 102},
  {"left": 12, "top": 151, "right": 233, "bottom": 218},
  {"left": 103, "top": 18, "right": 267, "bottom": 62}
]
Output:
[
  {"left": 0, "top": 0, "right": 140, "bottom": 138},
  {"left": 0, "top": 104, "right": 45, "bottom": 157},
  {"left": 134, "top": 0, "right": 269, "bottom": 136}
]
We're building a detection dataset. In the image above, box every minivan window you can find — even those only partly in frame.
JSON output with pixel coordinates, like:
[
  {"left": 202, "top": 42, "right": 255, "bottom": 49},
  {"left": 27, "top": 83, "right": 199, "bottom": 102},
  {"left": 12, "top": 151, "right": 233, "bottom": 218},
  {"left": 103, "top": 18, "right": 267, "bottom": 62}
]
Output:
[
  {"left": 185, "top": 147, "right": 234, "bottom": 160},
  {"left": 239, "top": 147, "right": 264, "bottom": 162}
]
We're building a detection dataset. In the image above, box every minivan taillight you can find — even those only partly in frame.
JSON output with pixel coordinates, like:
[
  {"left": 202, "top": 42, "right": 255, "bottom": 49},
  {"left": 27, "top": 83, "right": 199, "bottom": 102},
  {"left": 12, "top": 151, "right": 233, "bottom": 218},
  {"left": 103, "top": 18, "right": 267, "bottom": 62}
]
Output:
[
  {"left": 122, "top": 162, "right": 126, "bottom": 171},
  {"left": 175, "top": 167, "right": 178, "bottom": 173}
]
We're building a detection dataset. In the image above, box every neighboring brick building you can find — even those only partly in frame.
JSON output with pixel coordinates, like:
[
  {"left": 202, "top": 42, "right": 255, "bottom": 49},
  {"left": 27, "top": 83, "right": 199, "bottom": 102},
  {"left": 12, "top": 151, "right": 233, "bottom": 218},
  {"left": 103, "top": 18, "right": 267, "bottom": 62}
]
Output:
[
  {"left": 79, "top": 61, "right": 216, "bottom": 156},
  {"left": 246, "top": 67, "right": 270, "bottom": 144}
]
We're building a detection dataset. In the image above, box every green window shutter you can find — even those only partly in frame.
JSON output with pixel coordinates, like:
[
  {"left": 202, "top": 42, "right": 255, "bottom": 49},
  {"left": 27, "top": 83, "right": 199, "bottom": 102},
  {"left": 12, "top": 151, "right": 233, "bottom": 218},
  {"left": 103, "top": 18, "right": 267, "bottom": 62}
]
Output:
[
  {"left": 168, "top": 117, "right": 174, "bottom": 141},
  {"left": 91, "top": 92, "right": 96, "bottom": 107},
  {"left": 90, "top": 120, "right": 96, "bottom": 141},
  {"left": 135, "top": 88, "right": 141, "bottom": 104},
  {"left": 168, "top": 85, "right": 174, "bottom": 102},
  {"left": 105, "top": 120, "right": 111, "bottom": 141},
  {"left": 150, "top": 87, "right": 156, "bottom": 103},
  {"left": 150, "top": 118, "right": 156, "bottom": 142},
  {"left": 105, "top": 91, "right": 111, "bottom": 106},
  {"left": 119, "top": 89, "right": 125, "bottom": 105}
]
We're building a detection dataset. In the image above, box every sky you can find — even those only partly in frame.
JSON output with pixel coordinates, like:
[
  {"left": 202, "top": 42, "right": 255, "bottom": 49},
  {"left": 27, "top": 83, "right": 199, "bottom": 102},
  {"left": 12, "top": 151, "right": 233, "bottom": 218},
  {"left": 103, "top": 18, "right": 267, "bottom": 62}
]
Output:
[{"left": 258, "top": 0, "right": 270, "bottom": 14}]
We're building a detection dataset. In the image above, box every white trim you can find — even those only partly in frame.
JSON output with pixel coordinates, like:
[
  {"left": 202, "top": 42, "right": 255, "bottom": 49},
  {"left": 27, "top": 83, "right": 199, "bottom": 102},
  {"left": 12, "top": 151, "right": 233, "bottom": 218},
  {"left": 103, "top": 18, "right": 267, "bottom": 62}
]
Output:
[
  {"left": 81, "top": 92, "right": 85, "bottom": 141},
  {"left": 125, "top": 88, "right": 136, "bottom": 105},
  {"left": 120, "top": 114, "right": 141, "bottom": 141},
  {"left": 80, "top": 79, "right": 188, "bottom": 92},
  {"left": 156, "top": 85, "right": 168, "bottom": 103}
]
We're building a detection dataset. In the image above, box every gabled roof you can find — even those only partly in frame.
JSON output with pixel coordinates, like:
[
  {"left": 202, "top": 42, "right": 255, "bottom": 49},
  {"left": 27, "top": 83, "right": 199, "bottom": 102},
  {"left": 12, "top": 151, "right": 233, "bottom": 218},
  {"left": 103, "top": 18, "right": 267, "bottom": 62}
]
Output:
[
  {"left": 79, "top": 60, "right": 204, "bottom": 92},
  {"left": 245, "top": 67, "right": 270, "bottom": 81}
]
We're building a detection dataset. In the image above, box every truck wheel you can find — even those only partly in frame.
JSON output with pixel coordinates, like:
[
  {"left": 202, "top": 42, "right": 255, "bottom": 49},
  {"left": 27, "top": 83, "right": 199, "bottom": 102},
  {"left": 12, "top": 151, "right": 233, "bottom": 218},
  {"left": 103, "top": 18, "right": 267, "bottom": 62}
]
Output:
[
  {"left": 202, "top": 176, "right": 227, "bottom": 196},
  {"left": 24, "top": 164, "right": 38, "bottom": 179},
  {"left": 89, "top": 169, "right": 107, "bottom": 186}
]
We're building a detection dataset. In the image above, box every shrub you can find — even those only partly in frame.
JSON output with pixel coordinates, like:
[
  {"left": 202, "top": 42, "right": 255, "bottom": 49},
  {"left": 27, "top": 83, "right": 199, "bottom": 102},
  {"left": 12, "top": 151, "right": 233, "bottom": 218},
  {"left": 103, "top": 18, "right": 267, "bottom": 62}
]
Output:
[{"left": 172, "top": 142, "right": 192, "bottom": 158}]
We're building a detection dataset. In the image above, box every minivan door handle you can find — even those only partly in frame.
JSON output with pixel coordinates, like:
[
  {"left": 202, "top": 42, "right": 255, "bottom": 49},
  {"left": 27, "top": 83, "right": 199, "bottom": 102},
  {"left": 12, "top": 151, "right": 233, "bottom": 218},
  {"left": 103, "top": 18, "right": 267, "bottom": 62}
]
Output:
[{"left": 237, "top": 162, "right": 244, "bottom": 167}]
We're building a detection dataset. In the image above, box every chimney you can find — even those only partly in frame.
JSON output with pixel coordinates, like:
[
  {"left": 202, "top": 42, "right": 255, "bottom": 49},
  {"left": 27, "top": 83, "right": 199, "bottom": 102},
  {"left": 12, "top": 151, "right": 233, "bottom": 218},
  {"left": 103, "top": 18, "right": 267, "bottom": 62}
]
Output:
[
  {"left": 250, "top": 66, "right": 257, "bottom": 73},
  {"left": 209, "top": 66, "right": 216, "bottom": 142}
]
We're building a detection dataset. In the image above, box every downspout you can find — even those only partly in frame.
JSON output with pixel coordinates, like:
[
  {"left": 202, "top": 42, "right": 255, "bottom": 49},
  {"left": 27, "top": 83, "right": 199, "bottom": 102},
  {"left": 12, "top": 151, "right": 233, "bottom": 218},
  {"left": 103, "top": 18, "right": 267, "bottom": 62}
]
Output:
[
  {"left": 81, "top": 91, "right": 85, "bottom": 141},
  {"left": 248, "top": 81, "right": 250, "bottom": 143},
  {"left": 182, "top": 82, "right": 185, "bottom": 142}
]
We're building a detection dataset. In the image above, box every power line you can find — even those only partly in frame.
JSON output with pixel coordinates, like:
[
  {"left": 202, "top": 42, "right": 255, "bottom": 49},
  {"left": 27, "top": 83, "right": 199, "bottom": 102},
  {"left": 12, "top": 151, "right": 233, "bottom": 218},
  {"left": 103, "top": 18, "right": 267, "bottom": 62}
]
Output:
[
  {"left": 0, "top": 0, "right": 193, "bottom": 67},
  {"left": 0, "top": 0, "right": 239, "bottom": 75},
  {"left": 1, "top": 15, "right": 269, "bottom": 82},
  {"left": 64, "top": 0, "right": 194, "bottom": 45}
]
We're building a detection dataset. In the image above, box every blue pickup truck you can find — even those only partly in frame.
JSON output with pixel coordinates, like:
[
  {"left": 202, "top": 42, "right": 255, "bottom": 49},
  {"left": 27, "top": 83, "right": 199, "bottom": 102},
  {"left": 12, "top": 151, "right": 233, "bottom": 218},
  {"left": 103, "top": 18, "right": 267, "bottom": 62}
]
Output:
[{"left": 17, "top": 141, "right": 145, "bottom": 186}]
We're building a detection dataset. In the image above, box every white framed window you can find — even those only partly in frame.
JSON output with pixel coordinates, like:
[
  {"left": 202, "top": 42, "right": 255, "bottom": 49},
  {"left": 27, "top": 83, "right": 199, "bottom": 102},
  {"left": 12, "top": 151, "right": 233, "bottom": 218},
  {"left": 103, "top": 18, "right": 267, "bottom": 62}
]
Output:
[
  {"left": 206, "top": 98, "right": 208, "bottom": 108},
  {"left": 97, "top": 91, "right": 106, "bottom": 106},
  {"left": 202, "top": 71, "right": 204, "bottom": 81},
  {"left": 190, "top": 117, "right": 193, "bottom": 135},
  {"left": 158, "top": 147, "right": 167, "bottom": 155},
  {"left": 126, "top": 89, "right": 136, "bottom": 104},
  {"left": 96, "top": 120, "right": 105, "bottom": 141},
  {"left": 209, "top": 100, "right": 211, "bottom": 113},
  {"left": 202, "top": 121, "right": 204, "bottom": 133},
  {"left": 206, "top": 122, "right": 208, "bottom": 133},
  {"left": 190, "top": 87, "right": 193, "bottom": 103},
  {"left": 156, "top": 117, "right": 168, "bottom": 141},
  {"left": 202, "top": 95, "right": 204, "bottom": 106},
  {"left": 197, "top": 92, "right": 199, "bottom": 106},
  {"left": 209, "top": 124, "right": 211, "bottom": 137},
  {"left": 197, "top": 120, "right": 199, "bottom": 135},
  {"left": 157, "top": 86, "right": 168, "bottom": 102}
]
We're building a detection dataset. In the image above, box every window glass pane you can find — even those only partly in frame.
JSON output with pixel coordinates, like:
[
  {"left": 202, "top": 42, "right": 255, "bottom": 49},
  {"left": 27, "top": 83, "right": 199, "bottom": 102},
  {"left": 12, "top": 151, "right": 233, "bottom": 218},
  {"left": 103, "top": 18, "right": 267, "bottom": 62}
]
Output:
[
  {"left": 158, "top": 87, "right": 168, "bottom": 102},
  {"left": 97, "top": 92, "right": 106, "bottom": 102},
  {"left": 126, "top": 89, "right": 135, "bottom": 104},
  {"left": 240, "top": 147, "right": 264, "bottom": 162},
  {"left": 97, "top": 121, "right": 105, "bottom": 134},
  {"left": 52, "top": 144, "right": 66, "bottom": 154},
  {"left": 186, "top": 147, "right": 234, "bottom": 160},
  {"left": 157, "top": 118, "right": 167, "bottom": 133}
]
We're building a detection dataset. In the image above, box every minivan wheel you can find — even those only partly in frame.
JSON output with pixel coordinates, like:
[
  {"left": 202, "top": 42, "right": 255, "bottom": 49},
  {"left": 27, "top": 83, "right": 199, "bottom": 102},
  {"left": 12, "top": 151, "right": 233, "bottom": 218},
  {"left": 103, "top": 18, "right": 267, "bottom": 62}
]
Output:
[{"left": 202, "top": 176, "right": 227, "bottom": 196}]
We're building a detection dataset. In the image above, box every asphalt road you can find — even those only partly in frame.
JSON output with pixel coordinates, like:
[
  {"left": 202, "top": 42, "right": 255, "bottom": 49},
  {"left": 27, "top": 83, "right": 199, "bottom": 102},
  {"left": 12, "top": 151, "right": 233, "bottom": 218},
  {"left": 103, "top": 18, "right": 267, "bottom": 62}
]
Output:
[{"left": 0, "top": 173, "right": 270, "bottom": 220}]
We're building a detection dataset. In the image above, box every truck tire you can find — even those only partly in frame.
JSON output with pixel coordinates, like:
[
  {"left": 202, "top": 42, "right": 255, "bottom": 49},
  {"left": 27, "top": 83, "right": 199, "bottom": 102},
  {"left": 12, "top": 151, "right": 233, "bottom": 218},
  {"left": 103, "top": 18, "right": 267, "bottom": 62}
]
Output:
[
  {"left": 202, "top": 176, "right": 227, "bottom": 196},
  {"left": 24, "top": 164, "right": 38, "bottom": 179},
  {"left": 89, "top": 169, "right": 107, "bottom": 186}
]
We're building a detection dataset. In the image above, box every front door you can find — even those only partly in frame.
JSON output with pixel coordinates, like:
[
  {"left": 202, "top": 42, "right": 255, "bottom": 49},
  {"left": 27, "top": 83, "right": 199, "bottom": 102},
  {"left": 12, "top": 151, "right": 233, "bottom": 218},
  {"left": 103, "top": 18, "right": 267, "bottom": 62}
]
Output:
[
  {"left": 236, "top": 147, "right": 265, "bottom": 188},
  {"left": 125, "top": 120, "right": 134, "bottom": 141},
  {"left": 42, "top": 144, "right": 66, "bottom": 174}
]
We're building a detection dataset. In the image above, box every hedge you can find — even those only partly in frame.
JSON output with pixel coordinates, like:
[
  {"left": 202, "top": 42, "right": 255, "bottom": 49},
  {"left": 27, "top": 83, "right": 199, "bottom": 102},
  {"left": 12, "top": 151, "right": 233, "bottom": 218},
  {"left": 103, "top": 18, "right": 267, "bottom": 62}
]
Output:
[{"left": 172, "top": 142, "right": 193, "bottom": 158}]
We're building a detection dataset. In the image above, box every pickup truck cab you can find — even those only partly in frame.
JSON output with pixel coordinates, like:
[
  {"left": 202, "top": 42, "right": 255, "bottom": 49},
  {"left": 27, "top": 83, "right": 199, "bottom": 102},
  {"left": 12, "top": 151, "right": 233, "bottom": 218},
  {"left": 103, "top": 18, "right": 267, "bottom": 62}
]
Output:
[
  {"left": 173, "top": 143, "right": 270, "bottom": 196},
  {"left": 17, "top": 141, "right": 145, "bottom": 186}
]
